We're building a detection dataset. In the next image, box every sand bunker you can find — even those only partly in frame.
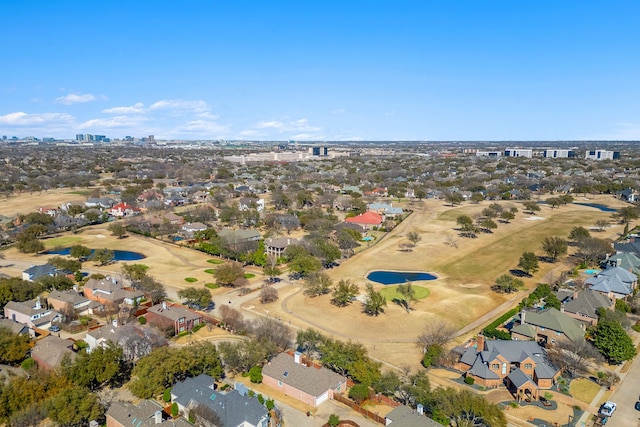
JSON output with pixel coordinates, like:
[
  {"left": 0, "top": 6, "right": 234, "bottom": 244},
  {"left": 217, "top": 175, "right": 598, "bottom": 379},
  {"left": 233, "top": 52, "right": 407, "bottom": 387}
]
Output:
[{"left": 524, "top": 216, "right": 545, "bottom": 221}]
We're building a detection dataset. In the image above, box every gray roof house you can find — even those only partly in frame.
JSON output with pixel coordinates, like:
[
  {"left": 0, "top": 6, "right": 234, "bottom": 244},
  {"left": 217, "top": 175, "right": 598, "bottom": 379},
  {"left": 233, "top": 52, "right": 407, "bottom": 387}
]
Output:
[
  {"left": 3, "top": 298, "right": 61, "bottom": 330},
  {"left": 0, "top": 318, "right": 33, "bottom": 337},
  {"left": 511, "top": 307, "right": 585, "bottom": 344},
  {"left": 170, "top": 374, "right": 269, "bottom": 427},
  {"left": 107, "top": 399, "right": 191, "bottom": 427},
  {"left": 385, "top": 405, "right": 441, "bottom": 427},
  {"left": 585, "top": 266, "right": 638, "bottom": 300},
  {"left": 603, "top": 252, "right": 640, "bottom": 275},
  {"left": 218, "top": 227, "right": 262, "bottom": 242},
  {"left": 22, "top": 263, "right": 58, "bottom": 282},
  {"left": 559, "top": 289, "right": 614, "bottom": 326},
  {"left": 31, "top": 335, "right": 75, "bottom": 371}
]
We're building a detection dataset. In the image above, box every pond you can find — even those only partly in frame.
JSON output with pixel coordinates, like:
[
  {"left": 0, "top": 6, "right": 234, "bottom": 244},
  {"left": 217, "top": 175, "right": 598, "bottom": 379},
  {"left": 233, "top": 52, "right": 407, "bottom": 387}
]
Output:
[
  {"left": 367, "top": 270, "right": 437, "bottom": 285},
  {"left": 573, "top": 203, "right": 617, "bottom": 212},
  {"left": 47, "top": 248, "right": 146, "bottom": 261}
]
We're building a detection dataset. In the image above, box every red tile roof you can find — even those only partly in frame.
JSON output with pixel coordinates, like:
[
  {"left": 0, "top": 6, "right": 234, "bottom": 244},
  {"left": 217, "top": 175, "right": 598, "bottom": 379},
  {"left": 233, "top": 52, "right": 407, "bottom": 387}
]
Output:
[{"left": 345, "top": 211, "right": 383, "bottom": 225}]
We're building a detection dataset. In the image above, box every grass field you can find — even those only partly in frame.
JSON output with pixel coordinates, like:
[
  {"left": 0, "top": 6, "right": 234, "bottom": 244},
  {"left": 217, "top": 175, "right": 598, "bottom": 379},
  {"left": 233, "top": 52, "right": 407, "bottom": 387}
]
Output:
[
  {"left": 204, "top": 269, "right": 216, "bottom": 274},
  {"left": 42, "top": 236, "right": 84, "bottom": 249},
  {"left": 379, "top": 285, "right": 430, "bottom": 301},
  {"left": 185, "top": 277, "right": 198, "bottom": 283},
  {"left": 207, "top": 259, "right": 223, "bottom": 264},
  {"left": 569, "top": 378, "right": 601, "bottom": 404}
]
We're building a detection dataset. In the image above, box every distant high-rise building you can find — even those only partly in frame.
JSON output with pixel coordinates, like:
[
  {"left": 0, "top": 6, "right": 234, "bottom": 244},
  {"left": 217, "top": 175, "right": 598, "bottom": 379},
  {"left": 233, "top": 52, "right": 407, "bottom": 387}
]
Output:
[
  {"left": 94, "top": 135, "right": 107, "bottom": 142},
  {"left": 148, "top": 135, "right": 155, "bottom": 143},
  {"left": 504, "top": 148, "right": 533, "bottom": 158},
  {"left": 76, "top": 134, "right": 84, "bottom": 141},
  {"left": 310, "top": 146, "right": 328, "bottom": 156},
  {"left": 585, "top": 149, "right": 620, "bottom": 160},
  {"left": 1, "top": 136, "right": 6, "bottom": 140}
]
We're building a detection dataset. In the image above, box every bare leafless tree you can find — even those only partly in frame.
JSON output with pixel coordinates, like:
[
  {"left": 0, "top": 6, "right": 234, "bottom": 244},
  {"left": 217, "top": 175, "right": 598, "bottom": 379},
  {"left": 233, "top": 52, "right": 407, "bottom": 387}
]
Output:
[
  {"left": 417, "top": 320, "right": 458, "bottom": 351},
  {"left": 546, "top": 338, "right": 602, "bottom": 378},
  {"left": 219, "top": 305, "right": 246, "bottom": 332},
  {"left": 250, "top": 316, "right": 292, "bottom": 351},
  {"left": 259, "top": 285, "right": 279, "bottom": 304},
  {"left": 191, "top": 403, "right": 222, "bottom": 427}
]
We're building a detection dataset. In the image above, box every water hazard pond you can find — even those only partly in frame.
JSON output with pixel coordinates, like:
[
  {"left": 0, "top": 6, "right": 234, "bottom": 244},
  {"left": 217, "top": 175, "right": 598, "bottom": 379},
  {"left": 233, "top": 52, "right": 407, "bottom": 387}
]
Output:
[
  {"left": 366, "top": 270, "right": 437, "bottom": 285},
  {"left": 46, "top": 248, "right": 146, "bottom": 261}
]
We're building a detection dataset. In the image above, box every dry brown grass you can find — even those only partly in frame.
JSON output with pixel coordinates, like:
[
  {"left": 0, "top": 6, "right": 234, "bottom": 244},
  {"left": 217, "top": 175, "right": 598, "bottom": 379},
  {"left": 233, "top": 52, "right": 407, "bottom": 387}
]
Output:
[{"left": 570, "top": 378, "right": 601, "bottom": 404}]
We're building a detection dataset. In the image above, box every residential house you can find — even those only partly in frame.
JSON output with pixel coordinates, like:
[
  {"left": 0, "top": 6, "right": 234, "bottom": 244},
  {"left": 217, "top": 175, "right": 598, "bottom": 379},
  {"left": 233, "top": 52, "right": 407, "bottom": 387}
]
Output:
[
  {"left": 385, "top": 405, "right": 441, "bottom": 427},
  {"left": 262, "top": 352, "right": 347, "bottom": 407},
  {"left": 218, "top": 228, "right": 262, "bottom": 253},
  {"left": 146, "top": 301, "right": 203, "bottom": 335},
  {"left": 107, "top": 400, "right": 191, "bottom": 427},
  {"left": 170, "top": 374, "right": 269, "bottom": 427},
  {"left": 238, "top": 197, "right": 265, "bottom": 212},
  {"left": 585, "top": 266, "right": 638, "bottom": 300},
  {"left": 47, "top": 289, "right": 92, "bottom": 315},
  {"left": 364, "top": 187, "right": 388, "bottom": 197},
  {"left": 181, "top": 222, "right": 208, "bottom": 237},
  {"left": 160, "top": 212, "right": 185, "bottom": 225},
  {"left": 367, "top": 203, "right": 404, "bottom": 218},
  {"left": 83, "top": 277, "right": 144, "bottom": 306},
  {"left": 109, "top": 203, "right": 141, "bottom": 217},
  {"left": 510, "top": 308, "right": 585, "bottom": 345},
  {"left": 614, "top": 238, "right": 640, "bottom": 258},
  {"left": 558, "top": 289, "right": 614, "bottom": 326},
  {"left": 22, "top": 263, "right": 58, "bottom": 282},
  {"left": 453, "top": 336, "right": 560, "bottom": 401},
  {"left": 3, "top": 297, "right": 61, "bottom": 330},
  {"left": 603, "top": 252, "right": 640, "bottom": 275},
  {"left": 264, "top": 237, "right": 299, "bottom": 257},
  {"left": 37, "top": 206, "right": 58, "bottom": 216},
  {"left": 85, "top": 197, "right": 116, "bottom": 209},
  {"left": 619, "top": 188, "right": 638, "bottom": 203},
  {"left": 0, "top": 318, "right": 33, "bottom": 337},
  {"left": 345, "top": 211, "right": 383, "bottom": 230},
  {"left": 31, "top": 335, "right": 75, "bottom": 371},
  {"left": 85, "top": 320, "right": 165, "bottom": 360}
]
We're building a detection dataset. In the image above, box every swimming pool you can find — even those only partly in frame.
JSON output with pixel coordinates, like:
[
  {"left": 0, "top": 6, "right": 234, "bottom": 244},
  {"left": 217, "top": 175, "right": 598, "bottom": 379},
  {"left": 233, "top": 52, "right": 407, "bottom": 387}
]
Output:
[
  {"left": 584, "top": 269, "right": 600, "bottom": 275},
  {"left": 367, "top": 270, "right": 437, "bottom": 285}
]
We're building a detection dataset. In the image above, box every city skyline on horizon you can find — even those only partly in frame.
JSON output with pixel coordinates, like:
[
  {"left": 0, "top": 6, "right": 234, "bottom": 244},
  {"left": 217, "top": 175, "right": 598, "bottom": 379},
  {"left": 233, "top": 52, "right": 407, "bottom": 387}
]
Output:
[{"left": 2, "top": 1, "right": 640, "bottom": 141}]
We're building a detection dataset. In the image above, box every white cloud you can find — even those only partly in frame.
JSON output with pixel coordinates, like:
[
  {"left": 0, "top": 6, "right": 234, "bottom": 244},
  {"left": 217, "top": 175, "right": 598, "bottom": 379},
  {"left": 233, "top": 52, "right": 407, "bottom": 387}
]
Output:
[
  {"left": 55, "top": 93, "right": 97, "bottom": 105},
  {"left": 102, "top": 103, "right": 145, "bottom": 114},
  {"left": 78, "top": 115, "right": 149, "bottom": 129},
  {"left": 331, "top": 108, "right": 347, "bottom": 115},
  {"left": 0, "top": 111, "right": 74, "bottom": 126},
  {"left": 256, "top": 120, "right": 284, "bottom": 129},
  {"left": 149, "top": 99, "right": 209, "bottom": 113},
  {"left": 255, "top": 118, "right": 321, "bottom": 133},
  {"left": 290, "top": 132, "right": 325, "bottom": 140}
]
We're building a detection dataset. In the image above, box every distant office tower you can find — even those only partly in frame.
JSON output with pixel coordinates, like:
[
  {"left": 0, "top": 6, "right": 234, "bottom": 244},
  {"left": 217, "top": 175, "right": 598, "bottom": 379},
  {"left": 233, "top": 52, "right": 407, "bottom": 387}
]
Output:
[
  {"left": 504, "top": 148, "right": 533, "bottom": 158},
  {"left": 543, "top": 149, "right": 575, "bottom": 158},
  {"left": 1, "top": 136, "right": 6, "bottom": 140},
  {"left": 76, "top": 134, "right": 84, "bottom": 142},
  {"left": 94, "top": 135, "right": 107, "bottom": 142},
  {"left": 148, "top": 135, "right": 155, "bottom": 143},
  {"left": 475, "top": 150, "right": 502, "bottom": 157},
  {"left": 310, "top": 146, "right": 328, "bottom": 156},
  {"left": 585, "top": 149, "right": 620, "bottom": 160}
]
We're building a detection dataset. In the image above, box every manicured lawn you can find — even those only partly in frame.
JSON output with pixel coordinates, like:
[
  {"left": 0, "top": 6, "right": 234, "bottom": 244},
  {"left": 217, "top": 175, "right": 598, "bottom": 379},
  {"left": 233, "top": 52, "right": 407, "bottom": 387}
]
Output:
[
  {"left": 569, "top": 378, "right": 601, "bottom": 404},
  {"left": 42, "top": 236, "right": 83, "bottom": 249},
  {"left": 205, "top": 283, "right": 219, "bottom": 289},
  {"left": 244, "top": 273, "right": 256, "bottom": 279},
  {"left": 207, "top": 259, "right": 223, "bottom": 264},
  {"left": 378, "top": 285, "right": 430, "bottom": 301},
  {"left": 185, "top": 277, "right": 198, "bottom": 283},
  {"left": 204, "top": 269, "right": 216, "bottom": 274}
]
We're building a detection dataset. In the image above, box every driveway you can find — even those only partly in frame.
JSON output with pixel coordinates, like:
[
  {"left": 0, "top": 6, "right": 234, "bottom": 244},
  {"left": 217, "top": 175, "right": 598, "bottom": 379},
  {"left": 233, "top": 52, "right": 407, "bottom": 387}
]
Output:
[{"left": 609, "top": 351, "right": 640, "bottom": 427}]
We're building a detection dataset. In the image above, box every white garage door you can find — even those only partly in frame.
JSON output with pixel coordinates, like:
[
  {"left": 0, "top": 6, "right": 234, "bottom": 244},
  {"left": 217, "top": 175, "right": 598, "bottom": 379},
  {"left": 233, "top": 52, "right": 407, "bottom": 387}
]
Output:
[{"left": 316, "top": 391, "right": 330, "bottom": 405}]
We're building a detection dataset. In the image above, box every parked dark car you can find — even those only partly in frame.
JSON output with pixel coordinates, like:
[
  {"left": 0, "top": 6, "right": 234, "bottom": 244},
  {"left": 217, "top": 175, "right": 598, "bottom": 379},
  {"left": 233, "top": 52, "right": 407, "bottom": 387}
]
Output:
[
  {"left": 635, "top": 401, "right": 640, "bottom": 411},
  {"left": 48, "top": 325, "right": 61, "bottom": 332}
]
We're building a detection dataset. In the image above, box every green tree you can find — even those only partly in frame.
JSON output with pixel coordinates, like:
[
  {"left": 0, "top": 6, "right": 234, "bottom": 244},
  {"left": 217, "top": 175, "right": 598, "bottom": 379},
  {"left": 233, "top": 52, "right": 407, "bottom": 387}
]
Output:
[
  {"left": 63, "top": 343, "right": 129, "bottom": 391},
  {"left": 616, "top": 206, "right": 639, "bottom": 224},
  {"left": 445, "top": 192, "right": 464, "bottom": 206},
  {"left": 90, "top": 248, "right": 114, "bottom": 266},
  {"left": 0, "top": 327, "right": 32, "bottom": 364},
  {"left": 47, "top": 256, "right": 82, "bottom": 273},
  {"left": 122, "top": 263, "right": 150, "bottom": 282},
  {"left": 523, "top": 201, "right": 541, "bottom": 214},
  {"left": 213, "top": 262, "right": 245, "bottom": 287},
  {"left": 397, "top": 282, "right": 416, "bottom": 312},
  {"left": 479, "top": 218, "right": 497, "bottom": 232},
  {"left": 304, "top": 271, "right": 333, "bottom": 297},
  {"left": 331, "top": 279, "right": 359, "bottom": 307},
  {"left": 108, "top": 222, "right": 127, "bottom": 238},
  {"left": 177, "top": 288, "right": 212, "bottom": 307},
  {"left": 470, "top": 193, "right": 484, "bottom": 203},
  {"left": 493, "top": 274, "right": 524, "bottom": 293},
  {"left": 363, "top": 284, "right": 386, "bottom": 316},
  {"left": 430, "top": 387, "right": 507, "bottom": 427},
  {"left": 249, "top": 365, "right": 263, "bottom": 383},
  {"left": 541, "top": 236, "right": 568, "bottom": 262},
  {"left": 568, "top": 226, "right": 591, "bottom": 241},
  {"left": 576, "top": 237, "right": 612, "bottom": 266},
  {"left": 348, "top": 383, "right": 370, "bottom": 404},
  {"left": 328, "top": 414, "right": 341, "bottom": 427},
  {"left": 45, "top": 386, "right": 103, "bottom": 427},
  {"left": 288, "top": 254, "right": 322, "bottom": 277},
  {"left": 500, "top": 210, "right": 515, "bottom": 223},
  {"left": 518, "top": 252, "right": 539, "bottom": 275},
  {"left": 69, "top": 244, "right": 92, "bottom": 260},
  {"left": 594, "top": 319, "right": 637, "bottom": 364},
  {"left": 546, "top": 197, "right": 562, "bottom": 209}
]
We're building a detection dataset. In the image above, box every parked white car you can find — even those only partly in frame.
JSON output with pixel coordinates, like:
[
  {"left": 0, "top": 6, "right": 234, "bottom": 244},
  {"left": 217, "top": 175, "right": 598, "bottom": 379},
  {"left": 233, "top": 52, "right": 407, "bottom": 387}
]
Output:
[{"left": 599, "top": 401, "right": 616, "bottom": 417}]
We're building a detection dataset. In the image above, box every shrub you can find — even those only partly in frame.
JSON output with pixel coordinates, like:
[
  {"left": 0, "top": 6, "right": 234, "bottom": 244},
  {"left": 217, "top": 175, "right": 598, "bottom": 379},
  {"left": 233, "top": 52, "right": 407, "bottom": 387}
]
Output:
[
  {"left": 248, "top": 390, "right": 255, "bottom": 397},
  {"left": 266, "top": 399, "right": 275, "bottom": 410},
  {"left": 422, "top": 344, "right": 444, "bottom": 368},
  {"left": 257, "top": 394, "right": 265, "bottom": 404},
  {"left": 464, "top": 376, "right": 475, "bottom": 385},
  {"left": 138, "top": 316, "right": 147, "bottom": 325},
  {"left": 329, "top": 414, "right": 340, "bottom": 427},
  {"left": 163, "top": 389, "right": 171, "bottom": 402},
  {"left": 615, "top": 299, "right": 631, "bottom": 313},
  {"left": 21, "top": 357, "right": 36, "bottom": 370},
  {"left": 249, "top": 365, "right": 263, "bottom": 383},
  {"left": 171, "top": 402, "right": 179, "bottom": 417}
]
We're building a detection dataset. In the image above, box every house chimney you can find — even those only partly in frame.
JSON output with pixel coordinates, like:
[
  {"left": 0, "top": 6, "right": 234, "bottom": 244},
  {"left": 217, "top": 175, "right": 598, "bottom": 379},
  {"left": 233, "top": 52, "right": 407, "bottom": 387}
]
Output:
[
  {"left": 476, "top": 334, "right": 485, "bottom": 350},
  {"left": 112, "top": 318, "right": 118, "bottom": 328},
  {"left": 416, "top": 404, "right": 424, "bottom": 415},
  {"left": 162, "top": 301, "right": 167, "bottom": 310},
  {"left": 520, "top": 309, "right": 526, "bottom": 325},
  {"left": 35, "top": 297, "right": 42, "bottom": 310},
  {"left": 154, "top": 410, "right": 162, "bottom": 424},
  {"left": 294, "top": 351, "right": 302, "bottom": 364}
]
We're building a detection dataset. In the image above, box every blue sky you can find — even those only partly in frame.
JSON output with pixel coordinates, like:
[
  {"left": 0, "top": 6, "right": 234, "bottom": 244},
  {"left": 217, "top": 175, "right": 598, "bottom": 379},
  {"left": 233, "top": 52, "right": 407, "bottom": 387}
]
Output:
[{"left": 1, "top": 1, "right": 639, "bottom": 141}]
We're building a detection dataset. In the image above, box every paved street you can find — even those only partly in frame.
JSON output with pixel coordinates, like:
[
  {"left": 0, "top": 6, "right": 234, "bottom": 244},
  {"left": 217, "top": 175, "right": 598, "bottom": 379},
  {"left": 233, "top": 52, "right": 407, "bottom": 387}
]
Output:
[{"left": 608, "top": 347, "right": 640, "bottom": 427}]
